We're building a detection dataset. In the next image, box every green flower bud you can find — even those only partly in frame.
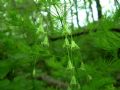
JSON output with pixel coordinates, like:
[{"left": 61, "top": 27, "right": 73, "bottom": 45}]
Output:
[
  {"left": 41, "top": 36, "right": 49, "bottom": 46},
  {"left": 70, "top": 75, "right": 77, "bottom": 85},
  {"left": 87, "top": 74, "right": 92, "bottom": 80},
  {"left": 78, "top": 84, "right": 81, "bottom": 89},
  {"left": 71, "top": 40, "right": 80, "bottom": 50},
  {"left": 106, "top": 84, "right": 115, "bottom": 90},
  {"left": 67, "top": 86, "right": 72, "bottom": 90},
  {"left": 32, "top": 68, "right": 36, "bottom": 77},
  {"left": 63, "top": 37, "right": 70, "bottom": 48},
  {"left": 67, "top": 60, "right": 74, "bottom": 70},
  {"left": 80, "top": 62, "right": 86, "bottom": 71},
  {"left": 63, "top": 24, "right": 71, "bottom": 35},
  {"left": 36, "top": 24, "right": 45, "bottom": 34}
]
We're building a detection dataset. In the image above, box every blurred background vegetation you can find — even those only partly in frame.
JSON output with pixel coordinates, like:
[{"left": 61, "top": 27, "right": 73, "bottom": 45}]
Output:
[{"left": 0, "top": 0, "right": 120, "bottom": 90}]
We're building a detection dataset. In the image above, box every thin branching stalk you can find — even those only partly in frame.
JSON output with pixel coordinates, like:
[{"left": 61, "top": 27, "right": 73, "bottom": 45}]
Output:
[
  {"left": 114, "top": 0, "right": 120, "bottom": 9},
  {"left": 53, "top": 4, "right": 64, "bottom": 28},
  {"left": 64, "top": 0, "right": 67, "bottom": 22},
  {"left": 47, "top": 0, "right": 54, "bottom": 31}
]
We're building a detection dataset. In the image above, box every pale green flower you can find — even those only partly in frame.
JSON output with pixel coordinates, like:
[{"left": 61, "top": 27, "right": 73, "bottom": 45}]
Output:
[
  {"left": 63, "top": 24, "right": 71, "bottom": 35},
  {"left": 32, "top": 68, "right": 36, "bottom": 77},
  {"left": 63, "top": 37, "right": 70, "bottom": 48},
  {"left": 70, "top": 75, "right": 77, "bottom": 85},
  {"left": 71, "top": 40, "right": 80, "bottom": 50},
  {"left": 67, "top": 86, "right": 72, "bottom": 90},
  {"left": 67, "top": 60, "right": 74, "bottom": 70},
  {"left": 87, "top": 74, "right": 92, "bottom": 80},
  {"left": 80, "top": 62, "right": 86, "bottom": 71},
  {"left": 41, "top": 36, "right": 49, "bottom": 46},
  {"left": 106, "top": 84, "right": 115, "bottom": 90},
  {"left": 78, "top": 84, "right": 81, "bottom": 89},
  {"left": 36, "top": 24, "right": 45, "bottom": 34}
]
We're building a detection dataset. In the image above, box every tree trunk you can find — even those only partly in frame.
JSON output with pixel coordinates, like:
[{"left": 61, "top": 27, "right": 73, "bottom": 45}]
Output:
[{"left": 95, "top": 0, "right": 102, "bottom": 19}]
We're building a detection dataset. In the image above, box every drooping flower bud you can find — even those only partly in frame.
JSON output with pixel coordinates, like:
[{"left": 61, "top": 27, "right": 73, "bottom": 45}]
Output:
[
  {"left": 71, "top": 40, "right": 80, "bottom": 50},
  {"left": 87, "top": 74, "right": 92, "bottom": 80},
  {"left": 70, "top": 75, "right": 77, "bottom": 85},
  {"left": 63, "top": 37, "right": 70, "bottom": 48},
  {"left": 80, "top": 62, "right": 86, "bottom": 71},
  {"left": 36, "top": 24, "right": 45, "bottom": 34},
  {"left": 67, "top": 86, "right": 72, "bottom": 90},
  {"left": 32, "top": 68, "right": 36, "bottom": 77},
  {"left": 67, "top": 59, "right": 74, "bottom": 70},
  {"left": 63, "top": 24, "right": 71, "bottom": 35},
  {"left": 41, "top": 36, "right": 49, "bottom": 46}
]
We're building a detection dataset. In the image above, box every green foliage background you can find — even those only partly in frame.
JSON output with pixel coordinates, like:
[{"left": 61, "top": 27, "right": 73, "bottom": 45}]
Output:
[{"left": 0, "top": 0, "right": 120, "bottom": 90}]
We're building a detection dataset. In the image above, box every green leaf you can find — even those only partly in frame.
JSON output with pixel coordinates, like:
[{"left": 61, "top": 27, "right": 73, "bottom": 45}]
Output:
[{"left": 0, "top": 61, "right": 11, "bottom": 79}]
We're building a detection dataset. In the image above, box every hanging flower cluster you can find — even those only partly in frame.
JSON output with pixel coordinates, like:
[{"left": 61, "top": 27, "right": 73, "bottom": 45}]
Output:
[
  {"left": 63, "top": 37, "right": 80, "bottom": 50},
  {"left": 71, "top": 40, "right": 80, "bottom": 50},
  {"left": 62, "top": 20, "right": 93, "bottom": 90},
  {"left": 67, "top": 59, "right": 74, "bottom": 70},
  {"left": 62, "top": 21, "right": 81, "bottom": 90}
]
